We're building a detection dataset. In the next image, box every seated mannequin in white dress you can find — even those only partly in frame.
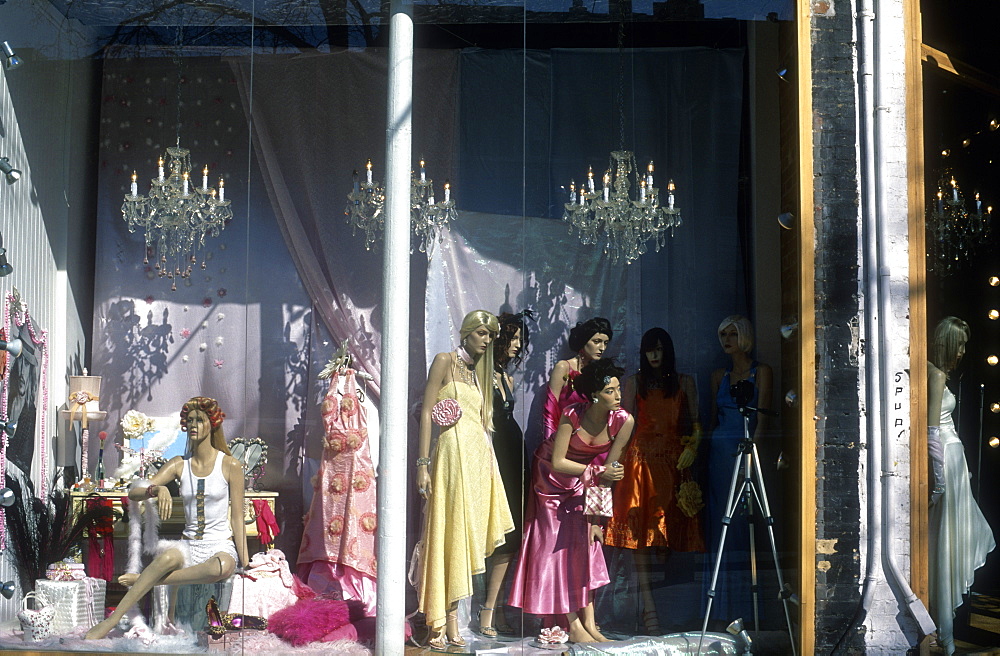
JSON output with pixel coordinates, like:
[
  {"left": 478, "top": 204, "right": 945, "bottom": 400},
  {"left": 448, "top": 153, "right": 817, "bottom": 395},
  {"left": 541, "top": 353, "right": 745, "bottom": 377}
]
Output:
[{"left": 86, "top": 396, "right": 249, "bottom": 640}]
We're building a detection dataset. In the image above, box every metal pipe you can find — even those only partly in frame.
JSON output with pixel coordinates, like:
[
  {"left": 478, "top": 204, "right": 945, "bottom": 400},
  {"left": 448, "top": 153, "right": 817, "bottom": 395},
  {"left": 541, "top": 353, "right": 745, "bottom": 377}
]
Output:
[
  {"left": 375, "top": 1, "right": 413, "bottom": 653},
  {"left": 872, "top": 0, "right": 936, "bottom": 636}
]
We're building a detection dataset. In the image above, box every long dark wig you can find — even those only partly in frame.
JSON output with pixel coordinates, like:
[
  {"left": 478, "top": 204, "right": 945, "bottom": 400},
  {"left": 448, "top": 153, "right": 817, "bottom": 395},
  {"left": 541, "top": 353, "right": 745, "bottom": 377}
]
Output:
[
  {"left": 638, "top": 327, "right": 680, "bottom": 398},
  {"left": 494, "top": 310, "right": 532, "bottom": 371}
]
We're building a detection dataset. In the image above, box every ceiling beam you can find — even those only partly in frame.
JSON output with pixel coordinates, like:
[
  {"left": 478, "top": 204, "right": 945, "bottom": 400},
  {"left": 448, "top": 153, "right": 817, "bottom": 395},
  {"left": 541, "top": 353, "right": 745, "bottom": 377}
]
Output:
[{"left": 921, "top": 42, "right": 1000, "bottom": 97}]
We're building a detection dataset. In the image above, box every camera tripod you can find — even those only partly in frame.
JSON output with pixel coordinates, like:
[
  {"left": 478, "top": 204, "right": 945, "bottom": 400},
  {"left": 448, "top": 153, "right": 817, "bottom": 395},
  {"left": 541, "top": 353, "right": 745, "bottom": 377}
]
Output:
[{"left": 697, "top": 402, "right": 796, "bottom": 656}]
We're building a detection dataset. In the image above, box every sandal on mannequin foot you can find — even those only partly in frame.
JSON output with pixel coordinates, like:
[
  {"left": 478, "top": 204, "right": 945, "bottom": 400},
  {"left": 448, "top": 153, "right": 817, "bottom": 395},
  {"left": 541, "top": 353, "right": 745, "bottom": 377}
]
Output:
[{"left": 476, "top": 606, "right": 498, "bottom": 638}]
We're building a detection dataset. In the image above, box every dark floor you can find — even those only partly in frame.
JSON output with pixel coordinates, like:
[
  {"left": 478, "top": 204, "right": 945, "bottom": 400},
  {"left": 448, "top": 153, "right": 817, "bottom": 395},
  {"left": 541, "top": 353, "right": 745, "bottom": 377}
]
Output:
[{"left": 945, "top": 591, "right": 1000, "bottom": 655}]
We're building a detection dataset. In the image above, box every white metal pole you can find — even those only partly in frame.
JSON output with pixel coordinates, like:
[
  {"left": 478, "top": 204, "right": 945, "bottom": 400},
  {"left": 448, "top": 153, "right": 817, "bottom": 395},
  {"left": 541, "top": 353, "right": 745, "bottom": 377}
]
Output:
[{"left": 375, "top": 0, "right": 413, "bottom": 653}]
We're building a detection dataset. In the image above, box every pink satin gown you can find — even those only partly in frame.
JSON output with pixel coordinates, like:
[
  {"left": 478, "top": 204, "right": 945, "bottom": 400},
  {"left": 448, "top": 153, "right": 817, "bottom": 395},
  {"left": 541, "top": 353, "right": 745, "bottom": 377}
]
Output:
[{"left": 508, "top": 403, "right": 630, "bottom": 615}]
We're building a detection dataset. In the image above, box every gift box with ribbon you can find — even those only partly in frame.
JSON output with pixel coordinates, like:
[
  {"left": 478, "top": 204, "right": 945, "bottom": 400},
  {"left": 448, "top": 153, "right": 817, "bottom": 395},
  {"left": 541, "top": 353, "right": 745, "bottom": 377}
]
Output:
[{"left": 35, "top": 577, "right": 106, "bottom": 634}]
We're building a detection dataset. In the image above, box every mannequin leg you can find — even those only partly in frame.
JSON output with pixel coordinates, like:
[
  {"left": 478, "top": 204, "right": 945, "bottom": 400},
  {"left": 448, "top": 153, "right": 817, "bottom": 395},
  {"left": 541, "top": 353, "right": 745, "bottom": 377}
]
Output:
[
  {"left": 480, "top": 552, "right": 513, "bottom": 633},
  {"left": 86, "top": 550, "right": 236, "bottom": 639},
  {"left": 579, "top": 601, "right": 609, "bottom": 642},
  {"left": 635, "top": 549, "right": 661, "bottom": 634}
]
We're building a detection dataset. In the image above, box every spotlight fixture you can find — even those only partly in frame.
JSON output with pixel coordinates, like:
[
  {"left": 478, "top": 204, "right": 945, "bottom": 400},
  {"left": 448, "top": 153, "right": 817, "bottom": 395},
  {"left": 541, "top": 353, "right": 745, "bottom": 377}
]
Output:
[
  {"left": 0, "top": 158, "right": 20, "bottom": 184},
  {"left": 988, "top": 355, "right": 999, "bottom": 367},
  {"left": 785, "top": 390, "right": 798, "bottom": 406},
  {"left": 0, "top": 486, "right": 14, "bottom": 507},
  {"left": 0, "top": 229, "right": 12, "bottom": 277},
  {"left": 1, "top": 42, "right": 20, "bottom": 70},
  {"left": 990, "top": 276, "right": 1000, "bottom": 287},
  {"left": 991, "top": 402, "right": 999, "bottom": 414},
  {"left": 991, "top": 437, "right": 1000, "bottom": 449},
  {"left": 1, "top": 420, "right": 15, "bottom": 435},
  {"left": 780, "top": 320, "right": 798, "bottom": 339},
  {"left": 0, "top": 581, "right": 14, "bottom": 600},
  {"left": 990, "top": 310, "right": 1000, "bottom": 321},
  {"left": 726, "top": 617, "right": 753, "bottom": 656},
  {"left": 778, "top": 212, "right": 795, "bottom": 230},
  {"left": 0, "top": 338, "right": 21, "bottom": 358}
]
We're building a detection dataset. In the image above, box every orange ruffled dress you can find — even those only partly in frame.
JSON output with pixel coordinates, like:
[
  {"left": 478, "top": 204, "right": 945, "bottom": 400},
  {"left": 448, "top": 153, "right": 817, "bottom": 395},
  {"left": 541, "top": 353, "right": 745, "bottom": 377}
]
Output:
[{"left": 605, "top": 388, "right": 704, "bottom": 551}]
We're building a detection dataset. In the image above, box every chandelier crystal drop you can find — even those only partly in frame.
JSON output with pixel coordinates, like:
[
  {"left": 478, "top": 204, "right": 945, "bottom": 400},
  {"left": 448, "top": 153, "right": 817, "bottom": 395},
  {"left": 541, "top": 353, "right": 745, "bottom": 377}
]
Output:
[
  {"left": 926, "top": 170, "right": 992, "bottom": 276},
  {"left": 122, "top": 144, "right": 232, "bottom": 290},
  {"left": 345, "top": 158, "right": 457, "bottom": 254},
  {"left": 563, "top": 150, "right": 682, "bottom": 264}
]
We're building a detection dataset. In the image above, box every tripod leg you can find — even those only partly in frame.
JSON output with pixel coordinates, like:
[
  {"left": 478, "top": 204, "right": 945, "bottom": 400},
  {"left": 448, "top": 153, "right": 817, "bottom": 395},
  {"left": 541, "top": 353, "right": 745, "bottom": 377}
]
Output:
[
  {"left": 698, "top": 447, "right": 750, "bottom": 655},
  {"left": 749, "top": 442, "right": 798, "bottom": 656},
  {"left": 745, "top": 452, "right": 761, "bottom": 633}
]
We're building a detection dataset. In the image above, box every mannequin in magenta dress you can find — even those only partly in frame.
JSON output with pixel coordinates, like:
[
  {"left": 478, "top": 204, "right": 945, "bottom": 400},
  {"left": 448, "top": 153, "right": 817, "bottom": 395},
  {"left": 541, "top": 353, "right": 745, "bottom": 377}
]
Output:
[
  {"left": 541, "top": 317, "right": 614, "bottom": 440},
  {"left": 509, "top": 359, "right": 634, "bottom": 643}
]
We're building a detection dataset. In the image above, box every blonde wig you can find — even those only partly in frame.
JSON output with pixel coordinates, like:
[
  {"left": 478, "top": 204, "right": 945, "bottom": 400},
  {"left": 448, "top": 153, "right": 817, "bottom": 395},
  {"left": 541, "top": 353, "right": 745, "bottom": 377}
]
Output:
[
  {"left": 717, "top": 315, "right": 754, "bottom": 354},
  {"left": 460, "top": 310, "right": 500, "bottom": 431},
  {"left": 930, "top": 316, "right": 970, "bottom": 373},
  {"left": 180, "top": 396, "right": 231, "bottom": 455}
]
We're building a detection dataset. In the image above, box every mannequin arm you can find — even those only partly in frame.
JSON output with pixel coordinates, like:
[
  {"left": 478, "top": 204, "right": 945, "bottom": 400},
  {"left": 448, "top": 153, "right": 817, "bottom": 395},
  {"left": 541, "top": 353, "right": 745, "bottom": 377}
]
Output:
[
  {"left": 225, "top": 455, "right": 249, "bottom": 567},
  {"left": 417, "top": 352, "right": 451, "bottom": 497},
  {"left": 604, "top": 415, "right": 635, "bottom": 467},
  {"left": 542, "top": 360, "right": 571, "bottom": 440},
  {"left": 677, "top": 375, "right": 700, "bottom": 469},
  {"left": 130, "top": 457, "right": 182, "bottom": 520}
]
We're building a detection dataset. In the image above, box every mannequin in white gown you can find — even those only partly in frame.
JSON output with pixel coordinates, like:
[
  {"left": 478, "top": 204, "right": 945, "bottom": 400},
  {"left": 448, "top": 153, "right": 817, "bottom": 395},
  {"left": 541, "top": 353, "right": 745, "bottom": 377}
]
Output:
[{"left": 928, "top": 316, "right": 995, "bottom": 655}]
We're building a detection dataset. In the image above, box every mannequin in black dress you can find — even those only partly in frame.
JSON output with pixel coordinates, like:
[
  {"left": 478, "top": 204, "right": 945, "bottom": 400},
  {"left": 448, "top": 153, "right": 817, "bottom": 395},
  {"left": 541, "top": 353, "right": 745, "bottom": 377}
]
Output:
[{"left": 478, "top": 310, "right": 531, "bottom": 638}]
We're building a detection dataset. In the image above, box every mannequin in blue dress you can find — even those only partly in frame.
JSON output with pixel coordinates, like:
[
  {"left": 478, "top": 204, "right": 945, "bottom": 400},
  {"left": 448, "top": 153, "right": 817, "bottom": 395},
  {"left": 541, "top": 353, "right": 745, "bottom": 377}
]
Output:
[{"left": 704, "top": 315, "right": 772, "bottom": 626}]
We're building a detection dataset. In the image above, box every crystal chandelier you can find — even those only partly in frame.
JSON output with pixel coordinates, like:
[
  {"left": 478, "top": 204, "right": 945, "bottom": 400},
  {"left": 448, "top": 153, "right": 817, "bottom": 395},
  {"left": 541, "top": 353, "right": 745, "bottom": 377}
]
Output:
[
  {"left": 345, "top": 158, "right": 456, "bottom": 254},
  {"left": 122, "top": 144, "right": 232, "bottom": 290},
  {"left": 926, "top": 170, "right": 992, "bottom": 276},
  {"left": 563, "top": 152, "right": 681, "bottom": 263}
]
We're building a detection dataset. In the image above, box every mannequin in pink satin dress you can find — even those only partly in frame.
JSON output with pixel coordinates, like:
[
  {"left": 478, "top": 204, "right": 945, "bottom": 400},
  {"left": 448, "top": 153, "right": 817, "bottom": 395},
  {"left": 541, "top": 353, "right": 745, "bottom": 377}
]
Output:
[
  {"left": 542, "top": 317, "right": 613, "bottom": 441},
  {"left": 509, "top": 359, "right": 635, "bottom": 643}
]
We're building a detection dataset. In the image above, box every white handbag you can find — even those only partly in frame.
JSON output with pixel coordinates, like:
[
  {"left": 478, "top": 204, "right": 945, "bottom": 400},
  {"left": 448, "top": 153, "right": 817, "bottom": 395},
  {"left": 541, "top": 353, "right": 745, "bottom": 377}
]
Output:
[{"left": 17, "top": 590, "right": 56, "bottom": 642}]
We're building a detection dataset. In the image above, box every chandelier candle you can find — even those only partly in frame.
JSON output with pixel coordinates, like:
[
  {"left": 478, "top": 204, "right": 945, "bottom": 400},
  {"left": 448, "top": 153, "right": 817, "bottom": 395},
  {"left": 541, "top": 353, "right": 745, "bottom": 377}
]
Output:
[{"left": 202, "top": 166, "right": 209, "bottom": 191}]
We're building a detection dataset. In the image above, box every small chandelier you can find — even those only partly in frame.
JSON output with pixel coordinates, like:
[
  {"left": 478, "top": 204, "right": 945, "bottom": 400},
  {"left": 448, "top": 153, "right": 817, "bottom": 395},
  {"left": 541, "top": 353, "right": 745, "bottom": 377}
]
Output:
[
  {"left": 926, "top": 170, "right": 992, "bottom": 276},
  {"left": 345, "top": 158, "right": 456, "bottom": 254},
  {"left": 563, "top": 152, "right": 681, "bottom": 264},
  {"left": 123, "top": 144, "right": 232, "bottom": 290}
]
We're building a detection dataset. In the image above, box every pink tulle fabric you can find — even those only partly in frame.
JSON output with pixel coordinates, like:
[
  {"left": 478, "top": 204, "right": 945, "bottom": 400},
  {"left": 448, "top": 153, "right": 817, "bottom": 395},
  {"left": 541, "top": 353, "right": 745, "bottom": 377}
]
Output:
[{"left": 508, "top": 403, "right": 630, "bottom": 615}]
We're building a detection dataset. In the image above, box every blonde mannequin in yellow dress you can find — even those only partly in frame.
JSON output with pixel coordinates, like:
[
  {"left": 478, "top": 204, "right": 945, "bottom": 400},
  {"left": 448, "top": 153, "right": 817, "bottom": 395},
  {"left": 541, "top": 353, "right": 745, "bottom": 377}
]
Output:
[{"left": 414, "top": 310, "right": 514, "bottom": 649}]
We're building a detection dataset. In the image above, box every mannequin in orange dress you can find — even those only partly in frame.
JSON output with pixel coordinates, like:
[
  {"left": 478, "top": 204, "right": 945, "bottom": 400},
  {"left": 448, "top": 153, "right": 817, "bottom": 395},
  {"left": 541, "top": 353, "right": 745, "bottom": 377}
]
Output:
[{"left": 605, "top": 328, "right": 703, "bottom": 635}]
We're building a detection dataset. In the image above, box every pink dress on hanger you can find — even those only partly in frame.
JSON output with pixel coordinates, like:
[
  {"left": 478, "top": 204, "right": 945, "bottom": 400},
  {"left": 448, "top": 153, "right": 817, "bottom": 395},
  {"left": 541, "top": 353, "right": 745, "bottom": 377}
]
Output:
[
  {"left": 297, "top": 370, "right": 378, "bottom": 615},
  {"left": 508, "top": 403, "right": 629, "bottom": 615}
]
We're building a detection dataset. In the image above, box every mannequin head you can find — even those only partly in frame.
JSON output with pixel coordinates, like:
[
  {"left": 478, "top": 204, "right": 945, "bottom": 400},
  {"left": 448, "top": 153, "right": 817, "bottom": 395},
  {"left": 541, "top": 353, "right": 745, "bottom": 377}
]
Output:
[
  {"left": 638, "top": 327, "right": 679, "bottom": 398},
  {"left": 459, "top": 310, "right": 500, "bottom": 431},
  {"left": 568, "top": 317, "right": 613, "bottom": 361},
  {"left": 718, "top": 315, "right": 754, "bottom": 355},
  {"left": 495, "top": 311, "right": 531, "bottom": 371},
  {"left": 180, "top": 396, "right": 230, "bottom": 455},
  {"left": 930, "top": 316, "right": 970, "bottom": 373},
  {"left": 575, "top": 358, "right": 626, "bottom": 407}
]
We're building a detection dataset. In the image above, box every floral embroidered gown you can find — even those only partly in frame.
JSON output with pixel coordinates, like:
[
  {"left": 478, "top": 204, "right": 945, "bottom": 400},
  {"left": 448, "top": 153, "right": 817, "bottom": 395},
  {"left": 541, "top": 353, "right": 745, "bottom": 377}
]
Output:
[{"left": 298, "top": 370, "right": 378, "bottom": 614}]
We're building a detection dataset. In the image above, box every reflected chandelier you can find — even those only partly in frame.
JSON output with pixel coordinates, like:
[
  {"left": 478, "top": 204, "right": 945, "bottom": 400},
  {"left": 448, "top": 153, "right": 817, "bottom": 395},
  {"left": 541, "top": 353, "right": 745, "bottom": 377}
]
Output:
[
  {"left": 563, "top": 153, "right": 681, "bottom": 264},
  {"left": 345, "top": 158, "right": 456, "bottom": 254},
  {"left": 926, "top": 170, "right": 992, "bottom": 276},
  {"left": 123, "top": 144, "right": 232, "bottom": 290}
]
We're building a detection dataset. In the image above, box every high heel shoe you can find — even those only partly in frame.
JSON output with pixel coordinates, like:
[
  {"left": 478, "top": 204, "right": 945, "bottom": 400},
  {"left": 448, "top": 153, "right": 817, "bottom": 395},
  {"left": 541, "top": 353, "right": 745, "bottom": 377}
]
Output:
[{"left": 205, "top": 596, "right": 226, "bottom": 638}]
